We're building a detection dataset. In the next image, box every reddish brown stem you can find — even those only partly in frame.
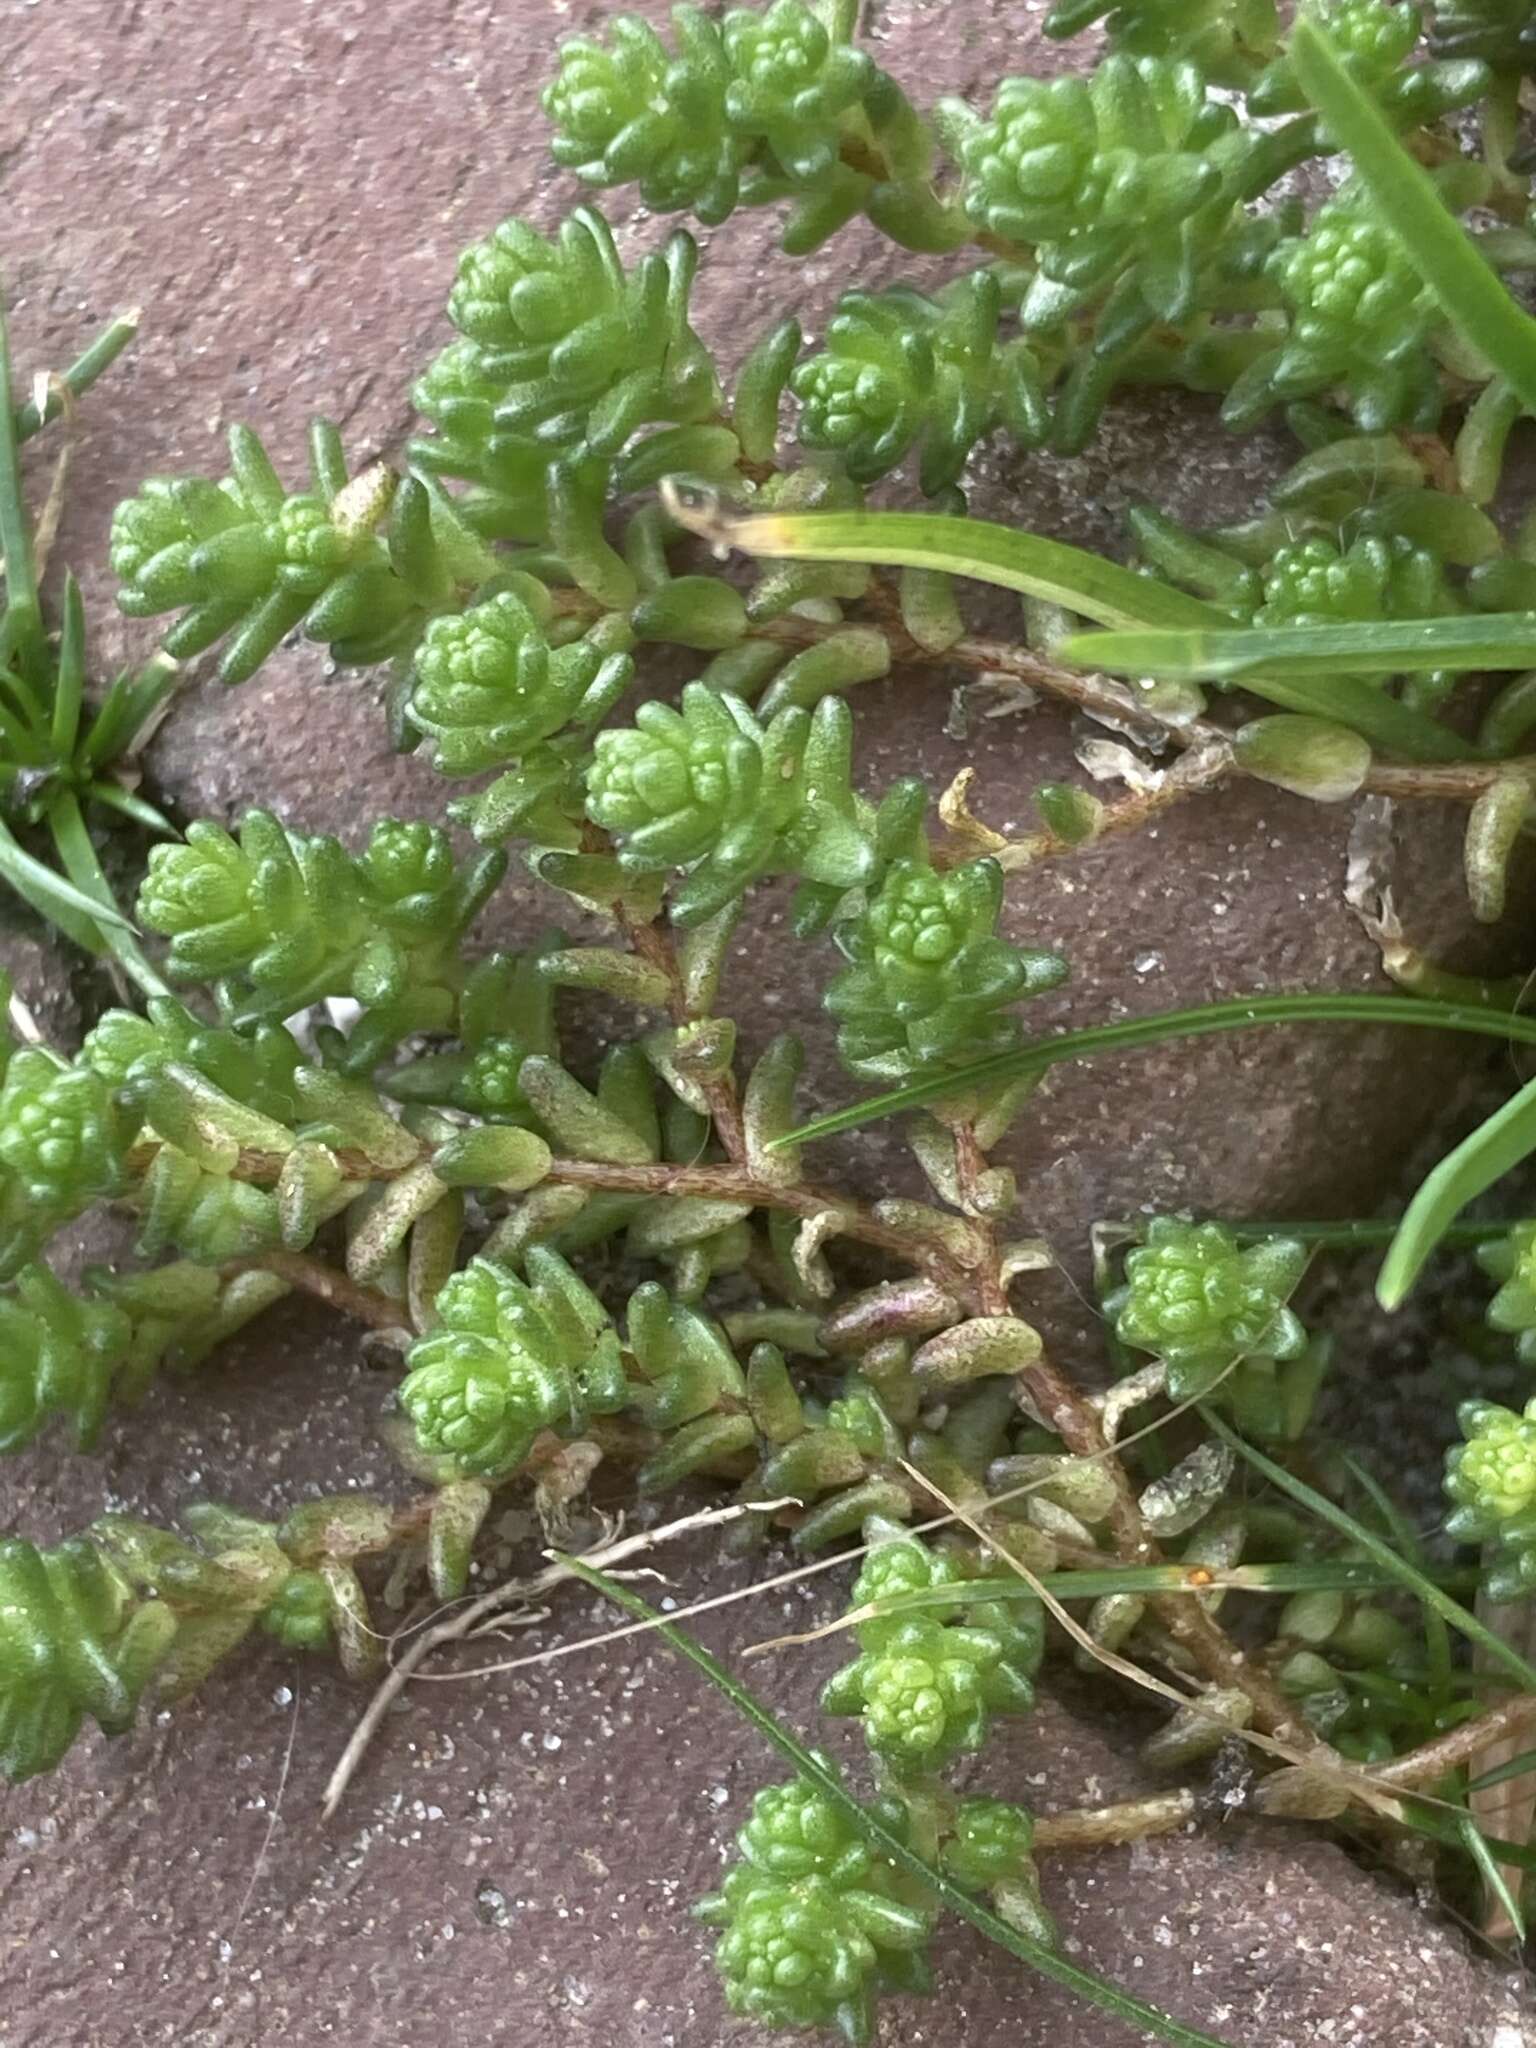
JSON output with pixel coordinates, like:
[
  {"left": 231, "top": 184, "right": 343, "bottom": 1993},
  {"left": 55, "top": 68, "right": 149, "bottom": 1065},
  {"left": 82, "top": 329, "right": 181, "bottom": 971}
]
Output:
[
  {"left": 1373, "top": 1695, "right": 1536, "bottom": 1790},
  {"left": 545, "top": 1155, "right": 975, "bottom": 1297},
  {"left": 609, "top": 846, "right": 750, "bottom": 1164},
  {"left": 202, "top": 1154, "right": 1295, "bottom": 1732},
  {"left": 186, "top": 1142, "right": 983, "bottom": 1306},
  {"left": 666, "top": 592, "right": 1536, "bottom": 806},
  {"left": 1018, "top": 1345, "right": 1309, "bottom": 1744},
  {"left": 227, "top": 1249, "right": 408, "bottom": 1333}
]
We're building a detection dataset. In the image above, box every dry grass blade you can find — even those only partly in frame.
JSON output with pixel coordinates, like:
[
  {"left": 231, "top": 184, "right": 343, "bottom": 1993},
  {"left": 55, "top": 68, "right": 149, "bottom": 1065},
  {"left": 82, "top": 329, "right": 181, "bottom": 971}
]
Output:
[
  {"left": 319, "top": 1495, "right": 793, "bottom": 1818},
  {"left": 387, "top": 1391, "right": 1236, "bottom": 1687},
  {"left": 899, "top": 1459, "right": 1410, "bottom": 1825},
  {"left": 30, "top": 381, "right": 74, "bottom": 585},
  {"left": 324, "top": 1412, "right": 1445, "bottom": 1838}
]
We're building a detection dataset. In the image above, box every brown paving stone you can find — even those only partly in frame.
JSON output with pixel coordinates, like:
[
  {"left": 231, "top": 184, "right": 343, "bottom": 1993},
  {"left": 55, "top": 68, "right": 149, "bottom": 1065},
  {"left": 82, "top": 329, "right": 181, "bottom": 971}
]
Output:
[{"left": 0, "top": 1, "right": 1532, "bottom": 2042}]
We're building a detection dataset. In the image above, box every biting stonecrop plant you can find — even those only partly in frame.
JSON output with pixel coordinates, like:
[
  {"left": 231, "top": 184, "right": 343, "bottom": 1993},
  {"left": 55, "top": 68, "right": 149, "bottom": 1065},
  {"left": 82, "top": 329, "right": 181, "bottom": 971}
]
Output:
[
  {"left": 7, "top": 0, "right": 1536, "bottom": 2037},
  {"left": 697, "top": 1518, "right": 1052, "bottom": 2041}
]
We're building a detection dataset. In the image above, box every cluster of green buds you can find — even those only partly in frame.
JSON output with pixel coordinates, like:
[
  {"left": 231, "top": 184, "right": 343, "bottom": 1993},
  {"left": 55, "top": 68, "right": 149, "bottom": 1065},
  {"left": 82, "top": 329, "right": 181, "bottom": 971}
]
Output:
[
  {"left": 1041, "top": 0, "right": 1485, "bottom": 112},
  {"left": 696, "top": 1773, "right": 934, "bottom": 2045},
  {"left": 541, "top": 2, "right": 935, "bottom": 255},
  {"left": 1250, "top": 0, "right": 1487, "bottom": 120},
  {"left": 1042, "top": 0, "right": 1283, "bottom": 86},
  {"left": 406, "top": 579, "right": 635, "bottom": 845},
  {"left": 1429, "top": 0, "right": 1536, "bottom": 72},
  {"left": 398, "top": 1243, "right": 928, "bottom": 1550},
  {"left": 1476, "top": 1223, "right": 1536, "bottom": 1363},
  {"left": 542, "top": 9, "right": 750, "bottom": 227},
  {"left": 821, "top": 1523, "right": 1043, "bottom": 1775},
  {"left": 1251, "top": 531, "right": 1455, "bottom": 627},
  {"left": 93, "top": 1501, "right": 368, "bottom": 1686},
  {"left": 0, "top": 978, "right": 364, "bottom": 1286},
  {"left": 586, "top": 687, "right": 881, "bottom": 926},
  {"left": 790, "top": 272, "right": 1047, "bottom": 491},
  {"left": 937, "top": 1792, "right": 1053, "bottom": 1944},
  {"left": 85, "top": 996, "right": 303, "bottom": 1118},
  {"left": 0, "top": 1044, "right": 128, "bottom": 1274},
  {"left": 824, "top": 846, "right": 1067, "bottom": 1083},
  {"left": 0, "top": 1473, "right": 505, "bottom": 1787},
  {"left": 1129, "top": 464, "right": 1465, "bottom": 623},
  {"left": 384, "top": 945, "right": 558, "bottom": 1131},
  {"left": 6, "top": 987, "right": 441, "bottom": 1287},
  {"left": 699, "top": 1524, "right": 1050, "bottom": 2040},
  {"left": 0, "top": 1259, "right": 284, "bottom": 1462},
  {"left": 397, "top": 1249, "right": 628, "bottom": 1479},
  {"left": 110, "top": 422, "right": 491, "bottom": 685},
  {"left": 406, "top": 204, "right": 744, "bottom": 594},
  {"left": 409, "top": 234, "right": 746, "bottom": 607},
  {"left": 79, "top": 999, "right": 313, "bottom": 1263},
  {"left": 0, "top": 1264, "right": 136, "bottom": 1455},
  {"left": 1226, "top": 191, "right": 1441, "bottom": 429},
  {"left": 409, "top": 581, "right": 632, "bottom": 778},
  {"left": 1110, "top": 1219, "right": 1309, "bottom": 1402},
  {"left": 407, "top": 342, "right": 554, "bottom": 542},
  {"left": 0, "top": 1536, "right": 176, "bottom": 1783},
  {"left": 1124, "top": 450, "right": 1480, "bottom": 752},
  {"left": 438, "top": 208, "right": 718, "bottom": 459},
  {"left": 941, "top": 55, "right": 1243, "bottom": 331},
  {"left": 136, "top": 810, "right": 504, "bottom": 1054},
  {"left": 1445, "top": 1396, "right": 1536, "bottom": 1601}
]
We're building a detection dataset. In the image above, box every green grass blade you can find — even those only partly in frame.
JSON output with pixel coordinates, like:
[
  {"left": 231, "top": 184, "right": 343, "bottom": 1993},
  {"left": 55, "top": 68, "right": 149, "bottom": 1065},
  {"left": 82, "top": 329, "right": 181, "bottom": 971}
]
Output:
[
  {"left": 1341, "top": 1452, "right": 1453, "bottom": 1706},
  {"left": 50, "top": 571, "right": 85, "bottom": 762},
  {"left": 1291, "top": 18, "right": 1536, "bottom": 418},
  {"left": 1468, "top": 1747, "right": 1536, "bottom": 1796},
  {"left": 1203, "top": 1411, "right": 1536, "bottom": 1695},
  {"left": 1068, "top": 614, "right": 1536, "bottom": 676},
  {"left": 0, "top": 289, "right": 42, "bottom": 666},
  {"left": 0, "top": 815, "right": 117, "bottom": 950},
  {"left": 695, "top": 502, "right": 1476, "bottom": 761},
  {"left": 45, "top": 794, "right": 168, "bottom": 997},
  {"left": 1064, "top": 621, "right": 1476, "bottom": 758},
  {"left": 1379, "top": 1070, "right": 1536, "bottom": 1309},
  {"left": 1217, "top": 1217, "right": 1532, "bottom": 1250},
  {"left": 82, "top": 652, "right": 181, "bottom": 770},
  {"left": 859, "top": 1560, "right": 1478, "bottom": 1626},
  {"left": 1395, "top": 1796, "right": 1536, "bottom": 1874},
  {"left": 567, "top": 1555, "right": 1238, "bottom": 2048},
  {"left": 1061, "top": 615, "right": 1534, "bottom": 759},
  {"left": 693, "top": 505, "right": 1227, "bottom": 630},
  {"left": 776, "top": 995, "right": 1536, "bottom": 1146},
  {"left": 1459, "top": 1812, "right": 1527, "bottom": 1942},
  {"left": 85, "top": 782, "right": 176, "bottom": 835},
  {"left": 13, "top": 309, "right": 140, "bottom": 443}
]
